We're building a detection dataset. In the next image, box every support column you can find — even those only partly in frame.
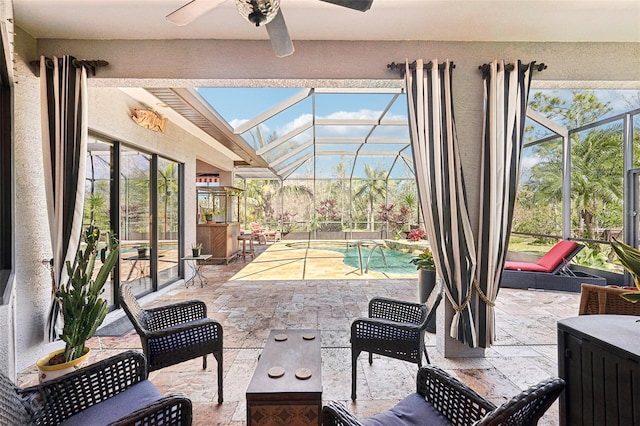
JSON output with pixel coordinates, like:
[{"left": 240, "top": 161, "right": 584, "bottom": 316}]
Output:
[{"left": 436, "top": 286, "right": 485, "bottom": 358}]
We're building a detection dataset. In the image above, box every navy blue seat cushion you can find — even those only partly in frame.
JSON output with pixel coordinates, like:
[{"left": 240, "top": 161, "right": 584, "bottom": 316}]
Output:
[
  {"left": 59, "top": 380, "right": 161, "bottom": 426},
  {"left": 361, "top": 392, "right": 450, "bottom": 426}
]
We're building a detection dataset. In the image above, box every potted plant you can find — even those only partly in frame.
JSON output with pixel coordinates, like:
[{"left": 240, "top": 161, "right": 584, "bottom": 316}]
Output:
[
  {"left": 212, "top": 206, "right": 225, "bottom": 223},
  {"left": 135, "top": 245, "right": 148, "bottom": 258},
  {"left": 192, "top": 242, "right": 203, "bottom": 257},
  {"left": 610, "top": 238, "right": 640, "bottom": 302},
  {"left": 410, "top": 248, "right": 437, "bottom": 303},
  {"left": 36, "top": 225, "right": 119, "bottom": 382},
  {"left": 410, "top": 247, "right": 441, "bottom": 333},
  {"left": 203, "top": 208, "right": 214, "bottom": 223}
]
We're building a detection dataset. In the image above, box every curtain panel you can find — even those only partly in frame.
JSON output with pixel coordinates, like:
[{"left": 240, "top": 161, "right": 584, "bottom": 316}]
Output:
[
  {"left": 41, "top": 56, "right": 89, "bottom": 341},
  {"left": 476, "top": 60, "right": 535, "bottom": 347},
  {"left": 405, "top": 59, "right": 477, "bottom": 347}
]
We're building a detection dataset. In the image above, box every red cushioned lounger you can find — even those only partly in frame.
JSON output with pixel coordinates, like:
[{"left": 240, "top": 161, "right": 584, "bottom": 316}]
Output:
[{"left": 504, "top": 240, "right": 583, "bottom": 275}]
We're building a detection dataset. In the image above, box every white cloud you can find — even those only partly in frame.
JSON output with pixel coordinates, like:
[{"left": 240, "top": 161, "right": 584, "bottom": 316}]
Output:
[{"left": 229, "top": 118, "right": 249, "bottom": 129}]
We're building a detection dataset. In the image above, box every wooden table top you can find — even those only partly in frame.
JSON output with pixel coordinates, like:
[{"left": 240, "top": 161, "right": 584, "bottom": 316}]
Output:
[{"left": 246, "top": 329, "right": 322, "bottom": 398}]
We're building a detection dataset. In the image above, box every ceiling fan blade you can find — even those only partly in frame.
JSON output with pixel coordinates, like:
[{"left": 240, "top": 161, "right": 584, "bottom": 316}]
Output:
[
  {"left": 319, "top": 0, "right": 373, "bottom": 12},
  {"left": 166, "top": 0, "right": 227, "bottom": 26},
  {"left": 266, "top": 9, "right": 295, "bottom": 58}
]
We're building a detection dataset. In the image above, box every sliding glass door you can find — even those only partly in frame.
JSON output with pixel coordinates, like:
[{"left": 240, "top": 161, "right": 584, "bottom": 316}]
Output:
[
  {"left": 85, "top": 136, "right": 116, "bottom": 305},
  {"left": 157, "top": 157, "right": 180, "bottom": 287},
  {"left": 120, "top": 147, "right": 152, "bottom": 295},
  {"left": 84, "top": 134, "right": 184, "bottom": 305}
]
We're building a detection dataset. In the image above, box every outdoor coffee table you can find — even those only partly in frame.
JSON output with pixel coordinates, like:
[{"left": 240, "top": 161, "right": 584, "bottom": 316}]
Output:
[{"left": 246, "top": 329, "right": 322, "bottom": 425}]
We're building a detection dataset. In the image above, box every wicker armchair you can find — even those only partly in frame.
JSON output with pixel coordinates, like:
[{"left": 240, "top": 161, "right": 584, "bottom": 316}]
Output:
[
  {"left": 323, "top": 365, "right": 565, "bottom": 426},
  {"left": 119, "top": 283, "right": 224, "bottom": 403},
  {"left": 578, "top": 283, "right": 640, "bottom": 316},
  {"left": 351, "top": 296, "right": 432, "bottom": 400},
  {"left": 0, "top": 351, "right": 191, "bottom": 426}
]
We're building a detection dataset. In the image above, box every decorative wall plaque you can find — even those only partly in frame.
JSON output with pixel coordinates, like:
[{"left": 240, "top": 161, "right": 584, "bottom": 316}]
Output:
[{"left": 131, "top": 108, "right": 168, "bottom": 133}]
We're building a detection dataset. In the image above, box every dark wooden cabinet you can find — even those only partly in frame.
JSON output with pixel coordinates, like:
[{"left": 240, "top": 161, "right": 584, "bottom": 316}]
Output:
[{"left": 558, "top": 315, "right": 640, "bottom": 426}]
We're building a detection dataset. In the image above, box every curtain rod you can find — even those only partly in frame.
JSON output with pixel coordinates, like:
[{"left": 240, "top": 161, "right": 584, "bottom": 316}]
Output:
[
  {"left": 387, "top": 61, "right": 455, "bottom": 77},
  {"left": 478, "top": 61, "right": 546, "bottom": 79},
  {"left": 29, "top": 58, "right": 109, "bottom": 76}
]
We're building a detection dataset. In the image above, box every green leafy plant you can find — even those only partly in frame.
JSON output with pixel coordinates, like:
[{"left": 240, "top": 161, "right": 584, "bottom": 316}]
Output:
[
  {"left": 56, "top": 225, "right": 119, "bottom": 362},
  {"left": 410, "top": 248, "right": 436, "bottom": 271},
  {"left": 610, "top": 238, "right": 640, "bottom": 303},
  {"left": 574, "top": 245, "right": 609, "bottom": 269},
  {"left": 191, "top": 242, "right": 203, "bottom": 250}
]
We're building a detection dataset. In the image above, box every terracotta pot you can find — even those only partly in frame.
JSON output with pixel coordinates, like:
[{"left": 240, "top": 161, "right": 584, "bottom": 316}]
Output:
[{"left": 36, "top": 347, "right": 91, "bottom": 383}]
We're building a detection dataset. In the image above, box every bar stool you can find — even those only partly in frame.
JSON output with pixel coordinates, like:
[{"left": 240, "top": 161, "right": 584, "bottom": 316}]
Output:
[{"left": 237, "top": 234, "right": 255, "bottom": 261}]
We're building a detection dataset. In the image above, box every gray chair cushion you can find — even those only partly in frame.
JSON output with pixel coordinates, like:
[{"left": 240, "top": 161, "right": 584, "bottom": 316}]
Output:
[
  {"left": 59, "top": 380, "right": 161, "bottom": 426},
  {"left": 361, "top": 392, "right": 450, "bottom": 426}
]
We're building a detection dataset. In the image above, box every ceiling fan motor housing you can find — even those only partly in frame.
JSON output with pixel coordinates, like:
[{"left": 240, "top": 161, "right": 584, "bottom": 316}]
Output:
[{"left": 236, "top": 0, "right": 281, "bottom": 26}]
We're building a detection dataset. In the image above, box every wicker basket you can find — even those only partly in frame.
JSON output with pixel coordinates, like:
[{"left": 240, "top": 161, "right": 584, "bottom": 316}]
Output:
[{"left": 578, "top": 283, "right": 640, "bottom": 316}]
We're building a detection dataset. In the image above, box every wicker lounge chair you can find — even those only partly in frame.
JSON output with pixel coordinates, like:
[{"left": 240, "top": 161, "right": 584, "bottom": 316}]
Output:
[
  {"left": 323, "top": 365, "right": 565, "bottom": 426},
  {"left": 119, "top": 283, "right": 224, "bottom": 403},
  {"left": 350, "top": 296, "right": 434, "bottom": 400},
  {"left": 0, "top": 350, "right": 191, "bottom": 426},
  {"left": 578, "top": 283, "right": 640, "bottom": 315}
]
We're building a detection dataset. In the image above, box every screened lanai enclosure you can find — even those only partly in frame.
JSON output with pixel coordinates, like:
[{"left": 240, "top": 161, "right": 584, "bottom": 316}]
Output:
[
  {"left": 80, "top": 85, "right": 640, "bottom": 309},
  {"left": 200, "top": 87, "right": 640, "bottom": 281},
  {"left": 199, "top": 87, "right": 420, "bottom": 240}
]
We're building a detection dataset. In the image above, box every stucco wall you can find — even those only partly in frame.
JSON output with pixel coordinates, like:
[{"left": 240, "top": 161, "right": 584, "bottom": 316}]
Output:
[
  {"left": 12, "top": 27, "right": 56, "bottom": 374},
  {"left": 0, "top": 0, "right": 15, "bottom": 379}
]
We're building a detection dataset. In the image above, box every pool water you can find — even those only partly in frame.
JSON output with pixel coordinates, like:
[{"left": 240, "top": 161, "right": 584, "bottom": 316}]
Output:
[{"left": 284, "top": 240, "right": 418, "bottom": 275}]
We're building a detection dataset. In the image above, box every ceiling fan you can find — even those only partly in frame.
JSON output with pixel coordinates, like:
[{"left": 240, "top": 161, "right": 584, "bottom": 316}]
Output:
[{"left": 166, "top": 0, "right": 374, "bottom": 58}]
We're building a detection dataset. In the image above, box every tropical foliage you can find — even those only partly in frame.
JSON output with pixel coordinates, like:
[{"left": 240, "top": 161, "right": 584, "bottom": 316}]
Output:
[
  {"left": 407, "top": 228, "right": 426, "bottom": 242},
  {"left": 238, "top": 158, "right": 418, "bottom": 235},
  {"left": 610, "top": 238, "right": 640, "bottom": 302},
  {"left": 519, "top": 90, "right": 623, "bottom": 242},
  {"left": 511, "top": 89, "right": 639, "bottom": 270},
  {"left": 353, "top": 164, "right": 390, "bottom": 231}
]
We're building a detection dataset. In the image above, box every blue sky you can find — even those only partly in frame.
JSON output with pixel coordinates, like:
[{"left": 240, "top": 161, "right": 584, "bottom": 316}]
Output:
[
  {"left": 198, "top": 88, "right": 303, "bottom": 125},
  {"left": 198, "top": 86, "right": 639, "bottom": 180},
  {"left": 199, "top": 87, "right": 639, "bottom": 131},
  {"left": 198, "top": 87, "right": 408, "bottom": 130}
]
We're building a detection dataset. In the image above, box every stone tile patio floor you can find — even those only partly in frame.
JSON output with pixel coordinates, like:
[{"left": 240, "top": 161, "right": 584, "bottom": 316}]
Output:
[{"left": 18, "top": 242, "right": 580, "bottom": 425}]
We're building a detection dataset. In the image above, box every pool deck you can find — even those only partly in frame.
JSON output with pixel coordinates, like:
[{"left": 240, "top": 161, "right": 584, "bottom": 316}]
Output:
[
  {"left": 18, "top": 240, "right": 579, "bottom": 425},
  {"left": 231, "top": 240, "right": 420, "bottom": 280}
]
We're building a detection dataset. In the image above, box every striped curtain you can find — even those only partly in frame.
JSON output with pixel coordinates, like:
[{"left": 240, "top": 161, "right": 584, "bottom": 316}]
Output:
[
  {"left": 41, "top": 56, "right": 89, "bottom": 341},
  {"left": 476, "top": 60, "right": 535, "bottom": 347},
  {"left": 405, "top": 59, "right": 477, "bottom": 347}
]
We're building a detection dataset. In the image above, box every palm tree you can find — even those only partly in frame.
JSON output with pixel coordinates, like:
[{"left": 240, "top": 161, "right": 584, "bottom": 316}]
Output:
[
  {"left": 353, "top": 164, "right": 388, "bottom": 231},
  {"left": 570, "top": 129, "right": 623, "bottom": 239},
  {"left": 522, "top": 90, "right": 623, "bottom": 241}
]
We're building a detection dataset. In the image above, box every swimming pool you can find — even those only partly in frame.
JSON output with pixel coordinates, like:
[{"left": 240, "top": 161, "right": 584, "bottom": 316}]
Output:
[
  {"left": 283, "top": 240, "right": 418, "bottom": 275},
  {"left": 230, "top": 239, "right": 423, "bottom": 281}
]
